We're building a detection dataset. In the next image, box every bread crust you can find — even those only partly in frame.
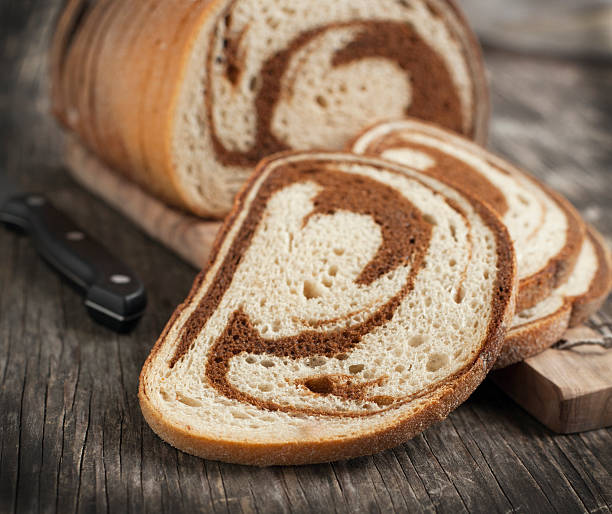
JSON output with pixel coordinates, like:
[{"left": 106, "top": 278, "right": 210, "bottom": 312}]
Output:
[
  {"left": 139, "top": 151, "right": 517, "bottom": 465},
  {"left": 570, "top": 226, "right": 612, "bottom": 327},
  {"left": 494, "top": 225, "right": 612, "bottom": 369},
  {"left": 440, "top": 0, "right": 490, "bottom": 144},
  {"left": 51, "top": 0, "right": 489, "bottom": 218}
]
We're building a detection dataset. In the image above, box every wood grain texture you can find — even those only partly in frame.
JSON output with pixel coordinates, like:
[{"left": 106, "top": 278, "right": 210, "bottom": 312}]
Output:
[
  {"left": 64, "top": 138, "right": 222, "bottom": 269},
  {"left": 1, "top": 0, "right": 611, "bottom": 512},
  {"left": 493, "top": 324, "right": 612, "bottom": 433}
]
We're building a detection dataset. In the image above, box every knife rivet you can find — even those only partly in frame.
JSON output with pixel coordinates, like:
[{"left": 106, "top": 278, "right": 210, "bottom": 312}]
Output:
[
  {"left": 66, "top": 231, "right": 85, "bottom": 241},
  {"left": 110, "top": 274, "right": 131, "bottom": 284},
  {"left": 27, "top": 195, "right": 45, "bottom": 206}
]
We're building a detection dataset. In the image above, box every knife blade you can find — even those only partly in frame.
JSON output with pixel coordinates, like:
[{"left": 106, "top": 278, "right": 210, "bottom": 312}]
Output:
[{"left": 0, "top": 170, "right": 146, "bottom": 332}]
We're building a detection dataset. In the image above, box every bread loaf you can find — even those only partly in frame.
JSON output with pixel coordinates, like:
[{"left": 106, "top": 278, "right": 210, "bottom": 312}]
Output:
[
  {"left": 496, "top": 226, "right": 612, "bottom": 369},
  {"left": 139, "top": 152, "right": 516, "bottom": 465},
  {"left": 51, "top": 0, "right": 489, "bottom": 218},
  {"left": 350, "top": 118, "right": 585, "bottom": 312}
]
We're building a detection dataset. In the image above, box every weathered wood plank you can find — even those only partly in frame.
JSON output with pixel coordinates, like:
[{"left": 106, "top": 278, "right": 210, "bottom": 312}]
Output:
[{"left": 1, "top": 1, "right": 612, "bottom": 513}]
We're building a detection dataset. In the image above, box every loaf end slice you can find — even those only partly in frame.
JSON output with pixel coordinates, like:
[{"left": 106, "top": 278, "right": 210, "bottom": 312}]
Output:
[{"left": 139, "top": 152, "right": 516, "bottom": 465}]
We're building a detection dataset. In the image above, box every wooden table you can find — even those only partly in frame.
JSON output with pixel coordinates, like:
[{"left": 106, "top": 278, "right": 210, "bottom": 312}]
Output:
[{"left": 1, "top": 1, "right": 611, "bottom": 512}]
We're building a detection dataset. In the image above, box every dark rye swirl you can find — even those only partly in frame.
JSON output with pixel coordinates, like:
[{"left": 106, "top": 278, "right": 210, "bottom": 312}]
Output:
[
  {"left": 51, "top": 0, "right": 489, "bottom": 218},
  {"left": 139, "top": 153, "right": 516, "bottom": 466},
  {"left": 351, "top": 118, "right": 585, "bottom": 312}
]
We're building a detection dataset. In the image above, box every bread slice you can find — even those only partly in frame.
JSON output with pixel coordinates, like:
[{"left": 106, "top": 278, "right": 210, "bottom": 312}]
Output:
[
  {"left": 495, "top": 226, "right": 612, "bottom": 369},
  {"left": 139, "top": 152, "right": 516, "bottom": 465},
  {"left": 350, "top": 118, "right": 584, "bottom": 311},
  {"left": 51, "top": 0, "right": 489, "bottom": 218}
]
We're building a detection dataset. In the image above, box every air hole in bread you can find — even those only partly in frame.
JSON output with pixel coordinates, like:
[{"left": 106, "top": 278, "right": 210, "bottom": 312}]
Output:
[
  {"left": 315, "top": 95, "right": 328, "bottom": 108},
  {"left": 303, "top": 280, "right": 324, "bottom": 299},
  {"left": 395, "top": 365, "right": 405, "bottom": 373},
  {"left": 303, "top": 376, "right": 334, "bottom": 394},
  {"left": 518, "top": 195, "right": 529, "bottom": 206},
  {"left": 427, "top": 353, "right": 449, "bottom": 372},
  {"left": 177, "top": 393, "right": 202, "bottom": 407},
  {"left": 449, "top": 258, "right": 457, "bottom": 267},
  {"left": 258, "top": 384, "right": 273, "bottom": 392},
  {"left": 409, "top": 335, "right": 426, "bottom": 347},
  {"left": 450, "top": 224, "right": 458, "bottom": 242},
  {"left": 160, "top": 389, "right": 171, "bottom": 402},
  {"left": 307, "top": 356, "right": 326, "bottom": 368},
  {"left": 266, "top": 17, "right": 279, "bottom": 29},
  {"left": 371, "top": 396, "right": 394, "bottom": 407},
  {"left": 349, "top": 364, "right": 365, "bottom": 374},
  {"left": 423, "top": 213, "right": 437, "bottom": 225},
  {"left": 322, "top": 277, "right": 333, "bottom": 288},
  {"left": 261, "top": 360, "right": 275, "bottom": 368},
  {"left": 336, "top": 353, "right": 349, "bottom": 360},
  {"left": 328, "top": 265, "right": 338, "bottom": 276},
  {"left": 333, "top": 248, "right": 344, "bottom": 256},
  {"left": 455, "top": 286, "right": 465, "bottom": 304},
  {"left": 246, "top": 356, "right": 256, "bottom": 364}
]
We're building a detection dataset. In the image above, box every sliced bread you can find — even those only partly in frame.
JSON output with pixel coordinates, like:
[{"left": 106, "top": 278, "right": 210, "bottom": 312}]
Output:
[
  {"left": 495, "top": 226, "right": 612, "bottom": 369},
  {"left": 139, "top": 152, "right": 516, "bottom": 465},
  {"left": 52, "top": 0, "right": 489, "bottom": 217},
  {"left": 350, "top": 118, "right": 585, "bottom": 311}
]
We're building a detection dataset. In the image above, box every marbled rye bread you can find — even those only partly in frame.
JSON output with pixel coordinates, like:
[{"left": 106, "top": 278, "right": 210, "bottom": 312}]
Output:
[
  {"left": 350, "top": 118, "right": 585, "bottom": 312},
  {"left": 51, "top": 0, "right": 489, "bottom": 218},
  {"left": 139, "top": 152, "right": 516, "bottom": 465},
  {"left": 495, "top": 226, "right": 612, "bottom": 369}
]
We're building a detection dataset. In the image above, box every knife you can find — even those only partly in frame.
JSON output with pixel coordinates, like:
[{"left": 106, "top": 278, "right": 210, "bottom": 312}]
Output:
[{"left": 0, "top": 170, "right": 146, "bottom": 332}]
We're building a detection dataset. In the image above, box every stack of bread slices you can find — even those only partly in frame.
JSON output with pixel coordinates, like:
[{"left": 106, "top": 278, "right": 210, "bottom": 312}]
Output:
[{"left": 51, "top": 0, "right": 611, "bottom": 465}]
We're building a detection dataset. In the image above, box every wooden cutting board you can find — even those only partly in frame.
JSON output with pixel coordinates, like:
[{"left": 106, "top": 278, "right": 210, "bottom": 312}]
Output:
[
  {"left": 492, "top": 324, "right": 612, "bottom": 433},
  {"left": 65, "top": 138, "right": 222, "bottom": 269},
  {"left": 64, "top": 139, "right": 612, "bottom": 434}
]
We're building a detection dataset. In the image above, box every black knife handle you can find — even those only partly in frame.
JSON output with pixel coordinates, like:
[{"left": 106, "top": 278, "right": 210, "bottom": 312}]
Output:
[{"left": 0, "top": 194, "right": 146, "bottom": 332}]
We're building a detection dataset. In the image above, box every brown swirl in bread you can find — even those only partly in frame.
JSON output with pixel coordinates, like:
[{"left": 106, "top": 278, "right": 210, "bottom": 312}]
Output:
[
  {"left": 207, "top": 19, "right": 464, "bottom": 167},
  {"left": 351, "top": 118, "right": 584, "bottom": 311},
  {"left": 139, "top": 152, "right": 516, "bottom": 464}
]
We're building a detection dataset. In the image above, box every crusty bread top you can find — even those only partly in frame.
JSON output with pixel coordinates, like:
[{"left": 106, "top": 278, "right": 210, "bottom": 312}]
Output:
[
  {"left": 350, "top": 118, "right": 584, "bottom": 311},
  {"left": 139, "top": 152, "right": 516, "bottom": 465},
  {"left": 50, "top": 0, "right": 490, "bottom": 218}
]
